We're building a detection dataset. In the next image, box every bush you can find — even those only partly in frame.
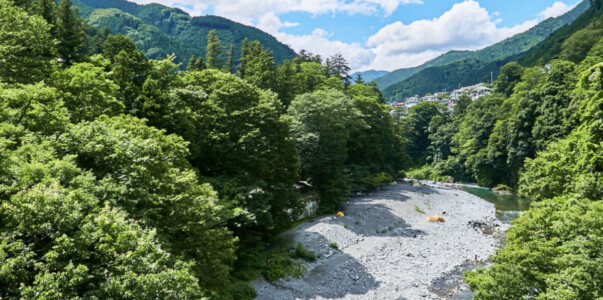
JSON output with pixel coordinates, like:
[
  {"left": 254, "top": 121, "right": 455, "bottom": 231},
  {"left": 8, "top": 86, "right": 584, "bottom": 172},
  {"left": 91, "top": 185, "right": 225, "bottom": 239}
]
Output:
[
  {"left": 231, "top": 243, "right": 267, "bottom": 281},
  {"left": 262, "top": 249, "right": 306, "bottom": 281},
  {"left": 492, "top": 184, "right": 513, "bottom": 194},
  {"left": 465, "top": 198, "right": 603, "bottom": 299},
  {"left": 291, "top": 243, "right": 317, "bottom": 262},
  {"left": 225, "top": 282, "right": 257, "bottom": 300},
  {"left": 407, "top": 165, "right": 441, "bottom": 180},
  {"left": 369, "top": 172, "right": 394, "bottom": 187},
  {"left": 329, "top": 242, "right": 339, "bottom": 249}
]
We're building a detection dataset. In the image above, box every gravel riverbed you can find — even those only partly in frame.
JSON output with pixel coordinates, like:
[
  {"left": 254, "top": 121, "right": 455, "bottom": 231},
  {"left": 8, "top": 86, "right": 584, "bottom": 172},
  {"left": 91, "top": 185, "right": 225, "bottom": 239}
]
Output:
[{"left": 252, "top": 181, "right": 508, "bottom": 300}]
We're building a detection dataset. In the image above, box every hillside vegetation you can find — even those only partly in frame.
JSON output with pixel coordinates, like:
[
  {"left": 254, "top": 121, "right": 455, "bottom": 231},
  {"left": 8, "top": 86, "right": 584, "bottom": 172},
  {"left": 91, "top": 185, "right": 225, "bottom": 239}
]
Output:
[
  {"left": 0, "top": 1, "right": 406, "bottom": 298},
  {"left": 378, "top": 0, "right": 590, "bottom": 100},
  {"left": 398, "top": 2, "right": 602, "bottom": 297},
  {"left": 73, "top": 0, "right": 297, "bottom": 67},
  {"left": 0, "top": 0, "right": 601, "bottom": 299}
]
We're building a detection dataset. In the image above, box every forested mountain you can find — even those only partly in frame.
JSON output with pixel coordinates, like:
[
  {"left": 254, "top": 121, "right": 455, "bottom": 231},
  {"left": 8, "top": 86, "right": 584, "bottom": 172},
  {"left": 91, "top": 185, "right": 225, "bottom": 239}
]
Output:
[
  {"left": 72, "top": 0, "right": 297, "bottom": 67},
  {"left": 377, "top": 0, "right": 590, "bottom": 100},
  {"left": 374, "top": 50, "right": 471, "bottom": 89}
]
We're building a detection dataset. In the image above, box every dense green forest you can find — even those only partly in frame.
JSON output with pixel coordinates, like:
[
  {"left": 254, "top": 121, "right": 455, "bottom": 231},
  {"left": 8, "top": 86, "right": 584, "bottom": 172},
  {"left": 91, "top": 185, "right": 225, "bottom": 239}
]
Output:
[
  {"left": 379, "top": 0, "right": 590, "bottom": 100},
  {"left": 0, "top": 0, "right": 405, "bottom": 298},
  {"left": 0, "top": 0, "right": 601, "bottom": 299},
  {"left": 71, "top": 0, "right": 297, "bottom": 68},
  {"left": 401, "top": 1, "right": 602, "bottom": 297}
]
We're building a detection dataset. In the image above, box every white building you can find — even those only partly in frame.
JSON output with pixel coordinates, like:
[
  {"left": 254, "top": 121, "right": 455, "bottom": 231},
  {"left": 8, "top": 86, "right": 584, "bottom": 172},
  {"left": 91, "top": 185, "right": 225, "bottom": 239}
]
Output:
[
  {"left": 469, "top": 86, "right": 492, "bottom": 100},
  {"left": 451, "top": 83, "right": 491, "bottom": 100},
  {"left": 406, "top": 96, "right": 419, "bottom": 108},
  {"left": 405, "top": 95, "right": 420, "bottom": 103},
  {"left": 422, "top": 94, "right": 438, "bottom": 102},
  {"left": 451, "top": 89, "right": 465, "bottom": 100}
]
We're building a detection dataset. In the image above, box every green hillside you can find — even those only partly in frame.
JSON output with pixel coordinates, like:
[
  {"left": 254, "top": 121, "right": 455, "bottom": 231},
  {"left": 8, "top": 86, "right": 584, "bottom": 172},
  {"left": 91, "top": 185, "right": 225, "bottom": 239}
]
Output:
[
  {"left": 73, "top": 0, "right": 297, "bottom": 67},
  {"left": 379, "top": 0, "right": 590, "bottom": 99},
  {"left": 374, "top": 50, "right": 471, "bottom": 89},
  {"left": 520, "top": 0, "right": 603, "bottom": 65}
]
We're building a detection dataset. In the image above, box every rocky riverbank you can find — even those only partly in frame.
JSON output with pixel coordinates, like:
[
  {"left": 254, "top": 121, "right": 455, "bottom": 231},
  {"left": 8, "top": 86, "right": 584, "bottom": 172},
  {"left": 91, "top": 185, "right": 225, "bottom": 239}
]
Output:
[{"left": 252, "top": 181, "right": 507, "bottom": 299}]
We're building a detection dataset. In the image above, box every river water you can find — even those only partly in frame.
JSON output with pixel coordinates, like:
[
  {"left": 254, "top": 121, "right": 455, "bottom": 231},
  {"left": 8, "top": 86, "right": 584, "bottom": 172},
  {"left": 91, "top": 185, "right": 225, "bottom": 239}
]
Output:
[{"left": 461, "top": 186, "right": 530, "bottom": 223}]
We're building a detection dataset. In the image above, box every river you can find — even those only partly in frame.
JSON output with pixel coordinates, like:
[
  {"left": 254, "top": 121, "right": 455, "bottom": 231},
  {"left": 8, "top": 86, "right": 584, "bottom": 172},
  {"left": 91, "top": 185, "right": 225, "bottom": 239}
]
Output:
[{"left": 462, "top": 186, "right": 530, "bottom": 223}]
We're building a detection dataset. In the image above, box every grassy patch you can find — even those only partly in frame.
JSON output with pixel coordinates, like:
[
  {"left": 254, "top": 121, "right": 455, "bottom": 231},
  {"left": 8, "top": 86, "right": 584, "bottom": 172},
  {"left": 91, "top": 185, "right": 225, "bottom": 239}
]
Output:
[
  {"left": 329, "top": 242, "right": 339, "bottom": 249},
  {"left": 414, "top": 204, "right": 425, "bottom": 214},
  {"left": 263, "top": 248, "right": 307, "bottom": 281},
  {"left": 291, "top": 242, "right": 317, "bottom": 262},
  {"left": 425, "top": 201, "right": 433, "bottom": 210}
]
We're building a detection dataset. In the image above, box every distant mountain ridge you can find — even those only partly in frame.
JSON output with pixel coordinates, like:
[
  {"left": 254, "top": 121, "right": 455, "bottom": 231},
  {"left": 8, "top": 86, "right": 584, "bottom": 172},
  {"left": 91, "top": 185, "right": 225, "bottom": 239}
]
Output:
[
  {"left": 351, "top": 70, "right": 389, "bottom": 82},
  {"left": 73, "top": 0, "right": 297, "bottom": 67},
  {"left": 375, "top": 0, "right": 591, "bottom": 100},
  {"left": 373, "top": 50, "right": 471, "bottom": 89}
]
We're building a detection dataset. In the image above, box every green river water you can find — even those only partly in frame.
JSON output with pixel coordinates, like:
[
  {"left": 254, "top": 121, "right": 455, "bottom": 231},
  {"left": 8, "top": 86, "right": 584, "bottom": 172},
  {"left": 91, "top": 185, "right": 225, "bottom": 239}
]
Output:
[{"left": 462, "top": 186, "right": 531, "bottom": 223}]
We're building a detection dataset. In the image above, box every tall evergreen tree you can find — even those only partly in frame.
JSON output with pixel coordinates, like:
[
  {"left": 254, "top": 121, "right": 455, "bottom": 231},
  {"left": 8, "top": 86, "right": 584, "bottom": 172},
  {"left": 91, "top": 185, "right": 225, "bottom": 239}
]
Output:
[
  {"left": 36, "top": 0, "right": 56, "bottom": 26},
  {"left": 324, "top": 58, "right": 333, "bottom": 77},
  {"left": 329, "top": 53, "right": 352, "bottom": 84},
  {"left": 55, "top": 0, "right": 85, "bottom": 65},
  {"left": 205, "top": 30, "right": 224, "bottom": 69},
  {"left": 227, "top": 44, "right": 235, "bottom": 73},
  {"left": 238, "top": 38, "right": 251, "bottom": 78},
  {"left": 237, "top": 40, "right": 275, "bottom": 90},
  {"left": 186, "top": 54, "right": 205, "bottom": 71},
  {"left": 355, "top": 74, "right": 365, "bottom": 85}
]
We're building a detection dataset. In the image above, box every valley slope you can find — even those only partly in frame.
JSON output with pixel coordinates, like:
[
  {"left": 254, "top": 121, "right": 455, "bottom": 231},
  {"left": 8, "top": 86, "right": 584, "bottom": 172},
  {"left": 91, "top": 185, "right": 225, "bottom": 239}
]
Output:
[
  {"left": 74, "top": 0, "right": 297, "bottom": 67},
  {"left": 375, "top": 0, "right": 590, "bottom": 101}
]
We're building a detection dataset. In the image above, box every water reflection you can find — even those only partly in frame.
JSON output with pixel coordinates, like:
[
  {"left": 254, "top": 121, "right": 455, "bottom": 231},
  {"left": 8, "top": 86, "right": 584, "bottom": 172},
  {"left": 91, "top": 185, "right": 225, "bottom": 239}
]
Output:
[{"left": 462, "top": 187, "right": 530, "bottom": 223}]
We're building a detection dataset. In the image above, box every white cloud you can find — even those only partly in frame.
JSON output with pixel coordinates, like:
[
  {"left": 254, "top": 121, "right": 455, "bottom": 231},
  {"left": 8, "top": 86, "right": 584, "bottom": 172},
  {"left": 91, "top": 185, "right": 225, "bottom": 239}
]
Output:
[
  {"left": 367, "top": 1, "right": 537, "bottom": 55},
  {"left": 131, "top": 0, "right": 422, "bottom": 23},
  {"left": 268, "top": 0, "right": 543, "bottom": 72},
  {"left": 129, "top": 0, "right": 567, "bottom": 72},
  {"left": 257, "top": 12, "right": 299, "bottom": 34},
  {"left": 274, "top": 29, "right": 376, "bottom": 71},
  {"left": 538, "top": 1, "right": 577, "bottom": 20}
]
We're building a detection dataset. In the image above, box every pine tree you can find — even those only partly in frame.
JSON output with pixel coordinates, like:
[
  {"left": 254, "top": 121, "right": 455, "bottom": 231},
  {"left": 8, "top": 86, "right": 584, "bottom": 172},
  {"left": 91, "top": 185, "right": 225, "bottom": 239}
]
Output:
[
  {"left": 355, "top": 74, "right": 365, "bottom": 85},
  {"left": 324, "top": 58, "right": 333, "bottom": 77},
  {"left": 205, "top": 30, "right": 224, "bottom": 69},
  {"left": 329, "top": 53, "right": 352, "bottom": 84},
  {"left": 237, "top": 40, "right": 275, "bottom": 90},
  {"left": 238, "top": 38, "right": 251, "bottom": 78},
  {"left": 226, "top": 44, "right": 235, "bottom": 73},
  {"left": 36, "top": 0, "right": 56, "bottom": 26},
  {"left": 55, "top": 0, "right": 85, "bottom": 65},
  {"left": 187, "top": 55, "right": 206, "bottom": 71}
]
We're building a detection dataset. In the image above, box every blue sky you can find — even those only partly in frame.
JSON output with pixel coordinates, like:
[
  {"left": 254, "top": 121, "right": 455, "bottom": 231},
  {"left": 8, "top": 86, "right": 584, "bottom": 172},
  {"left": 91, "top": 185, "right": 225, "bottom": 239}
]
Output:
[{"left": 132, "top": 0, "right": 583, "bottom": 71}]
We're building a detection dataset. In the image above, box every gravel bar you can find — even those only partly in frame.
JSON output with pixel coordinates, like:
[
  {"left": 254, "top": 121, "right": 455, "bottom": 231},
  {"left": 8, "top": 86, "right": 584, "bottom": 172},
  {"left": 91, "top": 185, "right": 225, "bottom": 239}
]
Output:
[{"left": 252, "top": 181, "right": 506, "bottom": 300}]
